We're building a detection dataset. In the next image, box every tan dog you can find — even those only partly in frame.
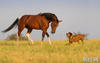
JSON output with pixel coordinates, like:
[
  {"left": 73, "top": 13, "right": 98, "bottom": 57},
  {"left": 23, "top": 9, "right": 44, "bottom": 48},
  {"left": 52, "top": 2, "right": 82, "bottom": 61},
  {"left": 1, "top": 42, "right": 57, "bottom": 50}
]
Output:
[{"left": 66, "top": 32, "right": 85, "bottom": 44}]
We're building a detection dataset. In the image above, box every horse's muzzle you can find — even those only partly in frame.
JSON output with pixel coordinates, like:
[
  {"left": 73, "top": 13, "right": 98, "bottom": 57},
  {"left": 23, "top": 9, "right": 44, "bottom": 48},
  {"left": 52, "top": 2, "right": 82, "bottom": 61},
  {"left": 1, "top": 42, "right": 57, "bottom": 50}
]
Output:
[{"left": 51, "top": 31, "right": 55, "bottom": 34}]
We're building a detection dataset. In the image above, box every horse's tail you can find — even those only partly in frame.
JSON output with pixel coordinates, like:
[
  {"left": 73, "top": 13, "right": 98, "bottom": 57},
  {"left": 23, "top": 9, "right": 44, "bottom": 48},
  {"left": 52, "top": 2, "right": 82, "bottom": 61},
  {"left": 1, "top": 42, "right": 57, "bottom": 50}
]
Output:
[{"left": 2, "top": 18, "right": 19, "bottom": 32}]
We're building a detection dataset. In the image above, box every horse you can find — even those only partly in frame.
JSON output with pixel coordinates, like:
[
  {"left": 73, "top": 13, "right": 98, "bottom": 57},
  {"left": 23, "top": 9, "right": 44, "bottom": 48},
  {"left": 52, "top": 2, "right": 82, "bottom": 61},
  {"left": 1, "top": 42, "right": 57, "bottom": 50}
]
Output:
[
  {"left": 66, "top": 32, "right": 85, "bottom": 44},
  {"left": 2, "top": 13, "right": 62, "bottom": 45}
]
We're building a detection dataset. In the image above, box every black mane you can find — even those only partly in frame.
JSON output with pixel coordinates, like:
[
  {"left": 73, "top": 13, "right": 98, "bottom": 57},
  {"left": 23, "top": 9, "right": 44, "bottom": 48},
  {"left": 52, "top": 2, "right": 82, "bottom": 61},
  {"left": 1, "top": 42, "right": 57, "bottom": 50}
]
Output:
[{"left": 38, "top": 13, "right": 58, "bottom": 22}]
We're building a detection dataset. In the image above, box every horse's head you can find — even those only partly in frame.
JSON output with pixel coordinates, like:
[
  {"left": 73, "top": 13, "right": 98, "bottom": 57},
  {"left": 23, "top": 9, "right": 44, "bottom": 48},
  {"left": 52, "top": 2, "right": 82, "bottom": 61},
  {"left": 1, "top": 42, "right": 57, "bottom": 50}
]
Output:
[
  {"left": 39, "top": 12, "right": 62, "bottom": 34},
  {"left": 50, "top": 13, "right": 62, "bottom": 34},
  {"left": 51, "top": 20, "right": 62, "bottom": 34}
]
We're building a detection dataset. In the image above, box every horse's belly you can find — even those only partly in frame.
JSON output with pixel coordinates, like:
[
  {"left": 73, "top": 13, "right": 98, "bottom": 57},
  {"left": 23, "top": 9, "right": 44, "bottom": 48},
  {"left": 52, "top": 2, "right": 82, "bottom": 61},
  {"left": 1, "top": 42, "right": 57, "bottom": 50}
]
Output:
[{"left": 25, "top": 24, "right": 41, "bottom": 29}]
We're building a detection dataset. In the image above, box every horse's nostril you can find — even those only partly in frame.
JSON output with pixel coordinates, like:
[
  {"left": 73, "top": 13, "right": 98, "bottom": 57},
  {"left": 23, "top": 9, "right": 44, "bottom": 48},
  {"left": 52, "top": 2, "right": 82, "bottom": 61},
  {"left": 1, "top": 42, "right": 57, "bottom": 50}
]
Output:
[{"left": 51, "top": 31, "right": 55, "bottom": 34}]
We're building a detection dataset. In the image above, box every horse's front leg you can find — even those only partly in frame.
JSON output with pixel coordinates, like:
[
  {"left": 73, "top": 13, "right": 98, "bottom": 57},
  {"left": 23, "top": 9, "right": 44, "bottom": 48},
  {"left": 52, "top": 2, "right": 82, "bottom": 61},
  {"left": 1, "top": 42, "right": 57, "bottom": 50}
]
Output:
[
  {"left": 46, "top": 32, "right": 51, "bottom": 45},
  {"left": 41, "top": 31, "right": 46, "bottom": 45},
  {"left": 42, "top": 31, "right": 46, "bottom": 41}
]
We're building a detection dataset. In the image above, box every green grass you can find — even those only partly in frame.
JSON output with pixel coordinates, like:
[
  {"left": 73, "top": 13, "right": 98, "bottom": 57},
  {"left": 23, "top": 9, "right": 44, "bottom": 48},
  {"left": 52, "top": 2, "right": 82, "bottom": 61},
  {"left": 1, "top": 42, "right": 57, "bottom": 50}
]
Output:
[{"left": 0, "top": 40, "right": 100, "bottom": 63}]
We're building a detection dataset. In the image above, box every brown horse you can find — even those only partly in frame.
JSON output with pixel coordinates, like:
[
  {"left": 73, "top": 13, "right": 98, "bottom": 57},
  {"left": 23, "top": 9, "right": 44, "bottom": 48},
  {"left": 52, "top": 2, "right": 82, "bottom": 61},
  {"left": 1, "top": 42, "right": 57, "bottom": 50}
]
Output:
[
  {"left": 2, "top": 13, "right": 62, "bottom": 45},
  {"left": 66, "top": 32, "right": 85, "bottom": 44}
]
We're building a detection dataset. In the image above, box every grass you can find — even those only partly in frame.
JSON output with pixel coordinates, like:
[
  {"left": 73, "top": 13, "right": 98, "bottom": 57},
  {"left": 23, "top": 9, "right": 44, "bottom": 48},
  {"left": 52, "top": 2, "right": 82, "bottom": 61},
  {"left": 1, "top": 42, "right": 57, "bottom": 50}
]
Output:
[{"left": 0, "top": 40, "right": 100, "bottom": 63}]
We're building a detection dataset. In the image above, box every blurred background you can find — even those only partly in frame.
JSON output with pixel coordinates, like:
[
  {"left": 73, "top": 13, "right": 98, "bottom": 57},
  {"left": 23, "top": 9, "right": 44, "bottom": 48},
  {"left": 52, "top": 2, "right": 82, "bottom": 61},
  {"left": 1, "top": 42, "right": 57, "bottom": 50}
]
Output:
[{"left": 0, "top": 0, "right": 100, "bottom": 40}]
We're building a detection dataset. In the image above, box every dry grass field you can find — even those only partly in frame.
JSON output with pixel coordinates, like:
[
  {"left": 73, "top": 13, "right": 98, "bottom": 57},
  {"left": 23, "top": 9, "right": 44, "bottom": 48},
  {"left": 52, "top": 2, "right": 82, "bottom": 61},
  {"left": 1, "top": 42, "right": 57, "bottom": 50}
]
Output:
[{"left": 0, "top": 40, "right": 100, "bottom": 63}]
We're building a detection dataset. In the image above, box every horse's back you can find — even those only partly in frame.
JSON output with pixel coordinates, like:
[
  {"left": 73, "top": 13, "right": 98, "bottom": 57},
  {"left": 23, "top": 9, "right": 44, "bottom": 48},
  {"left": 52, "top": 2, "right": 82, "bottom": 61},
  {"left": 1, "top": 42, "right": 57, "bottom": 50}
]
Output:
[{"left": 18, "top": 15, "right": 48, "bottom": 29}]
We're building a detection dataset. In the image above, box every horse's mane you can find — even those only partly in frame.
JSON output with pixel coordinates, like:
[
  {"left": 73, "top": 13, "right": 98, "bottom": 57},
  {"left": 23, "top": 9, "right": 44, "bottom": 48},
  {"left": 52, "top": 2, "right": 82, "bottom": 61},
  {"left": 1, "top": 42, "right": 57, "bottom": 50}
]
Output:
[{"left": 38, "top": 13, "right": 58, "bottom": 22}]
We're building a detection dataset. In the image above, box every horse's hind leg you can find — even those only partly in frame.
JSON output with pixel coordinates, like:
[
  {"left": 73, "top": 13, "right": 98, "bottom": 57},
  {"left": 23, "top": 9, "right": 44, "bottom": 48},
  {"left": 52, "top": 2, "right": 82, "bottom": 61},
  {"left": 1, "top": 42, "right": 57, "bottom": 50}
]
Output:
[
  {"left": 46, "top": 32, "right": 51, "bottom": 45},
  {"left": 26, "top": 29, "right": 34, "bottom": 45},
  {"left": 17, "top": 33, "right": 19, "bottom": 42},
  {"left": 17, "top": 26, "right": 25, "bottom": 46},
  {"left": 41, "top": 30, "right": 47, "bottom": 45}
]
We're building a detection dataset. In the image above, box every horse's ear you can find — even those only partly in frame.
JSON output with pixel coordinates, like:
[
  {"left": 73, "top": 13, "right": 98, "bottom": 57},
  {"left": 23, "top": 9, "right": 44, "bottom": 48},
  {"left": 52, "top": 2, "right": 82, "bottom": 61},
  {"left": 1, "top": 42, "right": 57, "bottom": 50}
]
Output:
[{"left": 58, "top": 20, "right": 62, "bottom": 22}]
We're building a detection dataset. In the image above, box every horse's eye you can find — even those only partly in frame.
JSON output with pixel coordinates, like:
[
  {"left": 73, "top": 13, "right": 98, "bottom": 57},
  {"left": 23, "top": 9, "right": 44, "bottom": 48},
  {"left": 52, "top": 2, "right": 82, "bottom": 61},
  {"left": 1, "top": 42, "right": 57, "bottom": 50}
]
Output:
[{"left": 53, "top": 24, "right": 56, "bottom": 26}]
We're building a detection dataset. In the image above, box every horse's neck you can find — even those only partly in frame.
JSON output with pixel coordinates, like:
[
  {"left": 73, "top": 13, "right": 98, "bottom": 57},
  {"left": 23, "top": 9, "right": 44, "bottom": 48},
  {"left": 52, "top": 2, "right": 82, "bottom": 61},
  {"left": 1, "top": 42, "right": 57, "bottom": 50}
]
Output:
[{"left": 48, "top": 20, "right": 51, "bottom": 23}]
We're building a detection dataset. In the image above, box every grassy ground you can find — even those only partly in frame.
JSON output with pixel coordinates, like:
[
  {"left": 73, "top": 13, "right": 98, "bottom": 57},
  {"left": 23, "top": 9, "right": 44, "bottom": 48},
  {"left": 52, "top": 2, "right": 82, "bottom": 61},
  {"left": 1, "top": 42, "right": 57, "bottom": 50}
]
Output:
[{"left": 0, "top": 40, "right": 100, "bottom": 63}]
